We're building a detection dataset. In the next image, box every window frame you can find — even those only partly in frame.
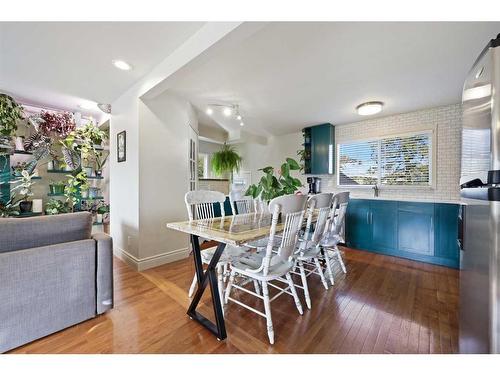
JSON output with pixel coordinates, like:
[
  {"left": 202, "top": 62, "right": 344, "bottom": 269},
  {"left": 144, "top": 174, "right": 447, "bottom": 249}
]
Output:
[{"left": 336, "top": 129, "right": 435, "bottom": 189}]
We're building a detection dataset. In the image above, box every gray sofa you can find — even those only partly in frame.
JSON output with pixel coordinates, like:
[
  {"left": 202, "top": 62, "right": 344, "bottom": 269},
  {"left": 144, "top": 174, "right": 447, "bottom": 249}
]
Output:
[{"left": 0, "top": 212, "right": 113, "bottom": 353}]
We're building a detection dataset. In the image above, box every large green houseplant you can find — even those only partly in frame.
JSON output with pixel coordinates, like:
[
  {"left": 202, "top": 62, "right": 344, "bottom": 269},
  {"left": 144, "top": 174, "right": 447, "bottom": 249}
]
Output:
[
  {"left": 246, "top": 157, "right": 303, "bottom": 200},
  {"left": 210, "top": 143, "right": 242, "bottom": 180}
]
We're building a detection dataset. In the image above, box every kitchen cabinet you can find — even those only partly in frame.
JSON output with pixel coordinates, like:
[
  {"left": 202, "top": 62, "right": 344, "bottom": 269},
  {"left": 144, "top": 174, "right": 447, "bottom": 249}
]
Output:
[
  {"left": 345, "top": 199, "right": 460, "bottom": 268},
  {"left": 302, "top": 123, "right": 334, "bottom": 175},
  {"left": 397, "top": 202, "right": 434, "bottom": 255}
]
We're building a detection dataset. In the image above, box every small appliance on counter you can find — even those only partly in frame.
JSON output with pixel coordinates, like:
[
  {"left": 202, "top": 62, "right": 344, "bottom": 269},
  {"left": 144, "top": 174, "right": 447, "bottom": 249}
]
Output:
[{"left": 307, "top": 177, "right": 321, "bottom": 194}]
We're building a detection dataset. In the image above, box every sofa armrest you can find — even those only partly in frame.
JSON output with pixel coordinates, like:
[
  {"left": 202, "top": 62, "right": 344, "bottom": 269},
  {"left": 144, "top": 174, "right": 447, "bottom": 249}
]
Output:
[{"left": 92, "top": 233, "right": 114, "bottom": 314}]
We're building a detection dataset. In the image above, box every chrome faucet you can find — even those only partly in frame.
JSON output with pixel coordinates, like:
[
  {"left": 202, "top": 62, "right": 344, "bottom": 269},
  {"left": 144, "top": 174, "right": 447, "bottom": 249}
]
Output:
[{"left": 372, "top": 184, "right": 379, "bottom": 197}]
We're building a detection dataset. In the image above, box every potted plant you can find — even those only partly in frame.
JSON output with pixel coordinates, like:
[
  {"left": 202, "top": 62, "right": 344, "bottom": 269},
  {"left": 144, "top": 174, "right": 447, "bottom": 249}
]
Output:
[
  {"left": 49, "top": 180, "right": 66, "bottom": 195},
  {"left": 38, "top": 111, "right": 75, "bottom": 138},
  {"left": 12, "top": 161, "right": 29, "bottom": 177},
  {"left": 0, "top": 194, "right": 20, "bottom": 217},
  {"left": 11, "top": 170, "right": 36, "bottom": 213},
  {"left": 0, "top": 94, "right": 24, "bottom": 156},
  {"left": 210, "top": 143, "right": 242, "bottom": 181},
  {"left": 246, "top": 157, "right": 303, "bottom": 200},
  {"left": 45, "top": 198, "right": 71, "bottom": 215},
  {"left": 81, "top": 121, "right": 106, "bottom": 146},
  {"left": 64, "top": 170, "right": 89, "bottom": 209},
  {"left": 94, "top": 151, "right": 108, "bottom": 177}
]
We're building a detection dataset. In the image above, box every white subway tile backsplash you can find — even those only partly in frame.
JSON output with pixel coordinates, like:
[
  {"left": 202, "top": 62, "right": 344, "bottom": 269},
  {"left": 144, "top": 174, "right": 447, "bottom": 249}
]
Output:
[{"left": 322, "top": 103, "right": 462, "bottom": 201}]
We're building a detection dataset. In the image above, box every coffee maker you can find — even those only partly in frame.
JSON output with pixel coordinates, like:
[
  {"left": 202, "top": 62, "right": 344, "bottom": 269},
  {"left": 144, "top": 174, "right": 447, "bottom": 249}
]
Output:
[{"left": 307, "top": 177, "right": 321, "bottom": 194}]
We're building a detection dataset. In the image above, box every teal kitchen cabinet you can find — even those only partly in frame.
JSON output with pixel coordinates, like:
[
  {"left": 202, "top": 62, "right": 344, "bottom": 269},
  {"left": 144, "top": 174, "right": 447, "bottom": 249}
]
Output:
[
  {"left": 397, "top": 202, "right": 435, "bottom": 255},
  {"left": 371, "top": 200, "right": 398, "bottom": 251},
  {"left": 434, "top": 203, "right": 460, "bottom": 266},
  {"left": 302, "top": 123, "right": 334, "bottom": 175},
  {"left": 345, "top": 199, "right": 372, "bottom": 249},
  {"left": 345, "top": 199, "right": 460, "bottom": 268}
]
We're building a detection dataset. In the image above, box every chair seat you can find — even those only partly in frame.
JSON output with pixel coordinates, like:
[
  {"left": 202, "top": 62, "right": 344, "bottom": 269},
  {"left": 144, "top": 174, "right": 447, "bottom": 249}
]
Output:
[
  {"left": 200, "top": 245, "right": 250, "bottom": 264},
  {"left": 295, "top": 244, "right": 322, "bottom": 261},
  {"left": 320, "top": 234, "right": 342, "bottom": 248},
  {"left": 230, "top": 253, "right": 294, "bottom": 281},
  {"left": 245, "top": 235, "right": 282, "bottom": 249}
]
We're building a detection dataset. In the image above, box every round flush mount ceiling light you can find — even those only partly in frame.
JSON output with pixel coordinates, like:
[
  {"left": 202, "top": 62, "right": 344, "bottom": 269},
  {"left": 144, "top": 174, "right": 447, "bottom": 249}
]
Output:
[
  {"left": 356, "top": 101, "right": 384, "bottom": 116},
  {"left": 112, "top": 59, "right": 132, "bottom": 71},
  {"left": 206, "top": 107, "right": 213, "bottom": 115},
  {"left": 240, "top": 122, "right": 244, "bottom": 127},
  {"left": 223, "top": 107, "right": 233, "bottom": 117}
]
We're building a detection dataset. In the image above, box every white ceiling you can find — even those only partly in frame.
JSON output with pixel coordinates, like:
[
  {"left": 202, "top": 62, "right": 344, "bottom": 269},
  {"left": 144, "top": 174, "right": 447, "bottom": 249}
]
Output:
[
  {"left": 0, "top": 22, "right": 204, "bottom": 118},
  {"left": 166, "top": 22, "right": 500, "bottom": 136}
]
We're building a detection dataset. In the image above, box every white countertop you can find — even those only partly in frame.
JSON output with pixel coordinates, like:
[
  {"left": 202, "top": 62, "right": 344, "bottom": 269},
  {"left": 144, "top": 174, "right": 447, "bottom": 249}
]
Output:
[{"left": 347, "top": 196, "right": 463, "bottom": 205}]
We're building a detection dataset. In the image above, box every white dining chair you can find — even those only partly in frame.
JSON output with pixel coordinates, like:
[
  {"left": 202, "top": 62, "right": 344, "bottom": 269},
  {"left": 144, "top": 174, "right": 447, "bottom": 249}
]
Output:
[
  {"left": 185, "top": 190, "right": 249, "bottom": 305},
  {"left": 224, "top": 194, "right": 308, "bottom": 344},
  {"left": 291, "top": 193, "right": 333, "bottom": 309},
  {"left": 229, "top": 191, "right": 255, "bottom": 215},
  {"left": 320, "top": 191, "right": 350, "bottom": 274}
]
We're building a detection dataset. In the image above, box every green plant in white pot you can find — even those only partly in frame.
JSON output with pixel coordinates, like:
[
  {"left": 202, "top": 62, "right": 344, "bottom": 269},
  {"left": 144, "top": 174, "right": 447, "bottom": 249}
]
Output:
[
  {"left": 11, "top": 170, "right": 36, "bottom": 213},
  {"left": 210, "top": 143, "right": 242, "bottom": 181}
]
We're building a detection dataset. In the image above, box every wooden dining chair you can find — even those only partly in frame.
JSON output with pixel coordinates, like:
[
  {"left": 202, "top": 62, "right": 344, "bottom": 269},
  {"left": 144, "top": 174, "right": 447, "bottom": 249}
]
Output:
[
  {"left": 229, "top": 191, "right": 254, "bottom": 215},
  {"left": 320, "top": 191, "right": 350, "bottom": 275},
  {"left": 184, "top": 190, "right": 249, "bottom": 305},
  {"left": 224, "top": 194, "right": 308, "bottom": 344},
  {"left": 291, "top": 193, "right": 334, "bottom": 309}
]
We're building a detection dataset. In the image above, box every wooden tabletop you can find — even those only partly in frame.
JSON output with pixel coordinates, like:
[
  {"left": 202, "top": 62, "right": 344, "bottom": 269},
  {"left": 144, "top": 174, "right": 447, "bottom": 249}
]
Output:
[{"left": 167, "top": 213, "right": 283, "bottom": 246}]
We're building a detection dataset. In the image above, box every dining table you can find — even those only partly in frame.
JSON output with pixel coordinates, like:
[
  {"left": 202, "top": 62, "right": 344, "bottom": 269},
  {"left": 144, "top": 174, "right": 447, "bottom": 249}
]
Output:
[{"left": 166, "top": 212, "right": 284, "bottom": 341}]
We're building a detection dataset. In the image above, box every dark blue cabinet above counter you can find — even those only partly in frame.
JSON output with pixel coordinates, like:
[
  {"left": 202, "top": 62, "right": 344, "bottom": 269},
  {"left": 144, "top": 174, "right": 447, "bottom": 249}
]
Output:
[
  {"left": 302, "top": 123, "right": 335, "bottom": 175},
  {"left": 345, "top": 199, "right": 460, "bottom": 268}
]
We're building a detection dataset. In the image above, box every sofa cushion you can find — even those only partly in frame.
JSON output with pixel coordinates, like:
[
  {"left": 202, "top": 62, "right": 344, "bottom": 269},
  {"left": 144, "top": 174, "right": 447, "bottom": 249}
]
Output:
[
  {"left": 0, "top": 212, "right": 92, "bottom": 253},
  {"left": 0, "top": 239, "right": 96, "bottom": 352}
]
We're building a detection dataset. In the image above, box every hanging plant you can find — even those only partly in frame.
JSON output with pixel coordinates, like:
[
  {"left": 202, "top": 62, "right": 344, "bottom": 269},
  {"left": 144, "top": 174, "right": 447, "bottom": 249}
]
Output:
[{"left": 210, "top": 143, "right": 242, "bottom": 179}]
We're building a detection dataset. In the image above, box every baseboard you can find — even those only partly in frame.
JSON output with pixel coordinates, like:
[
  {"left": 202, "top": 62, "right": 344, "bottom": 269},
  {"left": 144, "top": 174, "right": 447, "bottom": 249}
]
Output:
[{"left": 113, "top": 246, "right": 190, "bottom": 271}]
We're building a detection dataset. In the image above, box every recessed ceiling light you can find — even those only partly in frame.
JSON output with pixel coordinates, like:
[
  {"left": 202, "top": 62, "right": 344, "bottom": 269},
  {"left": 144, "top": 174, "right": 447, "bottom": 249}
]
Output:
[
  {"left": 240, "top": 122, "right": 244, "bottom": 127},
  {"left": 78, "top": 102, "right": 95, "bottom": 110},
  {"left": 223, "top": 107, "right": 232, "bottom": 117},
  {"left": 356, "top": 101, "right": 384, "bottom": 116},
  {"left": 236, "top": 114, "right": 242, "bottom": 120},
  {"left": 206, "top": 107, "right": 213, "bottom": 115},
  {"left": 112, "top": 59, "right": 132, "bottom": 71}
]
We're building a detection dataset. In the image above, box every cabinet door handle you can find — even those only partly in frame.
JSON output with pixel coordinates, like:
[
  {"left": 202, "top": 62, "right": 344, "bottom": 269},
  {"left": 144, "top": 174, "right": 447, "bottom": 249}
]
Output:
[
  {"left": 366, "top": 211, "right": 370, "bottom": 224},
  {"left": 370, "top": 212, "right": 373, "bottom": 225}
]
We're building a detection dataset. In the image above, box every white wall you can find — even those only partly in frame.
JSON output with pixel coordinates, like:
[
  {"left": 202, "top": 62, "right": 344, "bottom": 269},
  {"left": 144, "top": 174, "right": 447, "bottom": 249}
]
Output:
[
  {"left": 236, "top": 132, "right": 307, "bottom": 191},
  {"left": 109, "top": 91, "right": 140, "bottom": 259},
  {"left": 109, "top": 22, "right": 242, "bottom": 270},
  {"left": 138, "top": 93, "right": 198, "bottom": 266},
  {"left": 238, "top": 104, "right": 462, "bottom": 202}
]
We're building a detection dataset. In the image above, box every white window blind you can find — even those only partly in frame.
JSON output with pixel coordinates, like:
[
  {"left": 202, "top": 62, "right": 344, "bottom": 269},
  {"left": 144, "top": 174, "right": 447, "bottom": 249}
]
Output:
[
  {"left": 461, "top": 128, "right": 490, "bottom": 178},
  {"left": 380, "top": 133, "right": 431, "bottom": 186},
  {"left": 338, "top": 140, "right": 378, "bottom": 185},
  {"left": 338, "top": 132, "right": 432, "bottom": 186}
]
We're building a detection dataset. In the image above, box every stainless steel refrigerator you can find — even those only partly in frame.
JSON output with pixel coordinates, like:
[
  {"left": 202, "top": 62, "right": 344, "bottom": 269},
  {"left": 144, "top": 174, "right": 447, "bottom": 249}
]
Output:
[{"left": 460, "top": 33, "right": 500, "bottom": 354}]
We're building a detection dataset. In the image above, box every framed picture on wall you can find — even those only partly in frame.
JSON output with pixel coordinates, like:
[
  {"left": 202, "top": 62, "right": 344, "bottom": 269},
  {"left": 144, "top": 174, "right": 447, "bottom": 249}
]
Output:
[{"left": 117, "top": 131, "right": 126, "bottom": 162}]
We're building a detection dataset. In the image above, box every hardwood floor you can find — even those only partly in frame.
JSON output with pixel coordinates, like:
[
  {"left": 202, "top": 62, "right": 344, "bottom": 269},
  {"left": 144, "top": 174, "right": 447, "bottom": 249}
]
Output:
[{"left": 10, "top": 247, "right": 459, "bottom": 354}]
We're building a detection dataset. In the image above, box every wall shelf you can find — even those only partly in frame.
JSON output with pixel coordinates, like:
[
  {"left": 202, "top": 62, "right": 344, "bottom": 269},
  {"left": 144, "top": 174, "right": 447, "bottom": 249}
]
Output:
[
  {"left": 47, "top": 193, "right": 65, "bottom": 197},
  {"left": 47, "top": 169, "right": 71, "bottom": 174},
  {"left": 13, "top": 150, "right": 33, "bottom": 155},
  {"left": 81, "top": 196, "right": 104, "bottom": 201}
]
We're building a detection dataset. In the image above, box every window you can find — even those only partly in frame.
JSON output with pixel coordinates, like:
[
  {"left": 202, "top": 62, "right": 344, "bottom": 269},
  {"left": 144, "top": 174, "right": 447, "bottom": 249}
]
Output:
[
  {"left": 198, "top": 153, "right": 209, "bottom": 178},
  {"left": 338, "top": 131, "right": 432, "bottom": 187}
]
